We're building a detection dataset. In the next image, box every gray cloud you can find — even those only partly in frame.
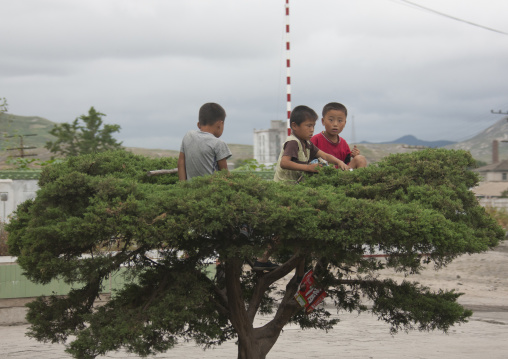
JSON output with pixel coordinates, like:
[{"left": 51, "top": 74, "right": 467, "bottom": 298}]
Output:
[{"left": 2, "top": 0, "right": 508, "bottom": 151}]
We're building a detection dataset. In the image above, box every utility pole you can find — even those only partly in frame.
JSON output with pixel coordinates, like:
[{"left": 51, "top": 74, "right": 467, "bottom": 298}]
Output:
[
  {"left": 5, "top": 134, "right": 37, "bottom": 158},
  {"left": 491, "top": 109, "right": 508, "bottom": 115}
]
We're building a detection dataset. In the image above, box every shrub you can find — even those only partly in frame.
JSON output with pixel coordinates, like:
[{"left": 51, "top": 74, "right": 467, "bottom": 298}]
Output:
[{"left": 485, "top": 207, "right": 508, "bottom": 231}]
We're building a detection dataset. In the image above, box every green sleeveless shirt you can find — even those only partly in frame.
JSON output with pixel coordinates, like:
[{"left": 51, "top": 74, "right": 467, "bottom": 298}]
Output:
[{"left": 273, "top": 134, "right": 312, "bottom": 183}]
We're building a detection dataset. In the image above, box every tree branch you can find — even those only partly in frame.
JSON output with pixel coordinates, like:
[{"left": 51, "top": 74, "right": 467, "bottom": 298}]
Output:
[
  {"left": 146, "top": 169, "right": 178, "bottom": 176},
  {"left": 225, "top": 258, "right": 253, "bottom": 347},
  {"left": 246, "top": 253, "right": 303, "bottom": 322},
  {"left": 253, "top": 275, "right": 301, "bottom": 350}
]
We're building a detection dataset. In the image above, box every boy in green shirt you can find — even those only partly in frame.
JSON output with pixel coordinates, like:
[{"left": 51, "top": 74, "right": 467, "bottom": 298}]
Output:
[{"left": 265, "top": 105, "right": 347, "bottom": 280}]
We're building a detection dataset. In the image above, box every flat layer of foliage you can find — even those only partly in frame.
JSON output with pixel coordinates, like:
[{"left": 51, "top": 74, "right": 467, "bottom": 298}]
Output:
[{"left": 7, "top": 149, "right": 504, "bottom": 359}]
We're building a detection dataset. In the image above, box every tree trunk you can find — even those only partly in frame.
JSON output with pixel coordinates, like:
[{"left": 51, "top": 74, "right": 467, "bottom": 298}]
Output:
[
  {"left": 237, "top": 339, "right": 262, "bottom": 359},
  {"left": 225, "top": 256, "right": 303, "bottom": 359},
  {"left": 237, "top": 333, "right": 279, "bottom": 359},
  {"left": 235, "top": 277, "right": 301, "bottom": 359}
]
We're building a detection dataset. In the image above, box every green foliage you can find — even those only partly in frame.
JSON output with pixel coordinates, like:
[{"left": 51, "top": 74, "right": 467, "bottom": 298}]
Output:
[
  {"left": 365, "top": 279, "right": 472, "bottom": 333},
  {"left": 301, "top": 149, "right": 500, "bottom": 266},
  {"left": 5, "top": 157, "right": 61, "bottom": 170},
  {"left": 0, "top": 97, "right": 7, "bottom": 113},
  {"left": 485, "top": 206, "right": 508, "bottom": 230},
  {"left": 234, "top": 158, "right": 274, "bottom": 171},
  {"left": 6, "top": 149, "right": 504, "bottom": 359},
  {"left": 475, "top": 159, "right": 487, "bottom": 168},
  {"left": 6, "top": 157, "right": 38, "bottom": 170},
  {"left": 45, "top": 107, "right": 123, "bottom": 157}
]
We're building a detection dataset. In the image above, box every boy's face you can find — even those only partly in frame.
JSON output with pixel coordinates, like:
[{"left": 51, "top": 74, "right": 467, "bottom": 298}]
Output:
[
  {"left": 322, "top": 109, "right": 347, "bottom": 137},
  {"left": 291, "top": 118, "right": 316, "bottom": 141}
]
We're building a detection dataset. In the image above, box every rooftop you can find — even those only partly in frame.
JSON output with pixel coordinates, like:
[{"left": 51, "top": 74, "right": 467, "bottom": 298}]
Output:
[
  {"left": 472, "top": 181, "right": 508, "bottom": 197},
  {"left": 475, "top": 159, "right": 508, "bottom": 172}
]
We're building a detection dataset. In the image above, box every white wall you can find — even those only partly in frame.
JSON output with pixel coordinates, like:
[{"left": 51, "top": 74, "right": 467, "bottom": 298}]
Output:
[
  {"left": 253, "top": 120, "right": 287, "bottom": 165},
  {"left": 481, "top": 172, "right": 508, "bottom": 182},
  {"left": 479, "top": 198, "right": 508, "bottom": 211},
  {"left": 0, "top": 179, "right": 39, "bottom": 223}
]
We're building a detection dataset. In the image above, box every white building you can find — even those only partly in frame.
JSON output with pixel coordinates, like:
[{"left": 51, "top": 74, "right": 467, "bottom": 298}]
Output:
[
  {"left": 475, "top": 160, "right": 508, "bottom": 182},
  {"left": 0, "top": 172, "right": 40, "bottom": 223},
  {"left": 253, "top": 120, "right": 287, "bottom": 165},
  {"left": 473, "top": 160, "right": 508, "bottom": 210}
]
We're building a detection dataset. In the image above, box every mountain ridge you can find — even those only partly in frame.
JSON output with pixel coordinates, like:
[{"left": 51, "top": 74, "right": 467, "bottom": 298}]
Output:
[
  {"left": 362, "top": 135, "right": 456, "bottom": 148},
  {"left": 0, "top": 112, "right": 254, "bottom": 168},
  {"left": 444, "top": 117, "right": 508, "bottom": 164},
  {"left": 1, "top": 112, "right": 507, "bottom": 167}
]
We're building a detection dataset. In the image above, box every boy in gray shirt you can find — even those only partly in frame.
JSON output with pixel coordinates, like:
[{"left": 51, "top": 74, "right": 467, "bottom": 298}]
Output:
[
  {"left": 178, "top": 103, "right": 277, "bottom": 272},
  {"left": 178, "top": 103, "right": 232, "bottom": 181}
]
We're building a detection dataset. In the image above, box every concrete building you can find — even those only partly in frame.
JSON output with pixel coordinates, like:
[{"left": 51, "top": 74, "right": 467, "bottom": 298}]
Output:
[
  {"left": 475, "top": 159, "right": 508, "bottom": 182},
  {"left": 253, "top": 120, "right": 287, "bottom": 165},
  {"left": 473, "top": 156, "right": 508, "bottom": 210},
  {"left": 0, "top": 172, "right": 40, "bottom": 223}
]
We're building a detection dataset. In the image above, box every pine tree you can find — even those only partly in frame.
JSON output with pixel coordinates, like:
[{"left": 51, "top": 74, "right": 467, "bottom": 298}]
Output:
[
  {"left": 45, "top": 107, "right": 123, "bottom": 157},
  {"left": 6, "top": 149, "right": 504, "bottom": 359}
]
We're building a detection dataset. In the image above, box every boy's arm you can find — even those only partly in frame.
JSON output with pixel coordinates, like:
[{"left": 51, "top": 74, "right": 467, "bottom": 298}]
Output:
[
  {"left": 280, "top": 155, "right": 320, "bottom": 173},
  {"left": 217, "top": 158, "right": 229, "bottom": 172},
  {"left": 177, "top": 152, "right": 187, "bottom": 181},
  {"left": 316, "top": 150, "right": 350, "bottom": 170}
]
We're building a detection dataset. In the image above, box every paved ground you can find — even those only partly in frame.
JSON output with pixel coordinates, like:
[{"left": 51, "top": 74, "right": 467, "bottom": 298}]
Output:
[
  {"left": 3, "top": 242, "right": 508, "bottom": 358},
  {"left": 1, "top": 307, "right": 508, "bottom": 359}
]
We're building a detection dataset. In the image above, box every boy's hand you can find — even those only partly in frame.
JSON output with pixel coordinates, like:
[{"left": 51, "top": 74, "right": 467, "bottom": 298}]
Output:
[
  {"left": 336, "top": 161, "right": 350, "bottom": 171},
  {"left": 351, "top": 145, "right": 360, "bottom": 157},
  {"left": 307, "top": 163, "right": 321, "bottom": 172}
]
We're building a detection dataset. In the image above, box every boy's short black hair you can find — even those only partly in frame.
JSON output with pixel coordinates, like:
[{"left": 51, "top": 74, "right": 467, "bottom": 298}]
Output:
[
  {"left": 199, "top": 103, "right": 226, "bottom": 126},
  {"left": 290, "top": 105, "right": 318, "bottom": 126},
  {"left": 322, "top": 102, "right": 348, "bottom": 117}
]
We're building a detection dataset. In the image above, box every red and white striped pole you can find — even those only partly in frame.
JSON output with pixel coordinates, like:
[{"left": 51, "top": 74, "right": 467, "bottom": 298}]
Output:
[{"left": 285, "top": 0, "right": 291, "bottom": 136}]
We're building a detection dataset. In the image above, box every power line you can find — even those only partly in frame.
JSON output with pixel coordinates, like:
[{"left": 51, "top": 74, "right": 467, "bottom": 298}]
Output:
[
  {"left": 451, "top": 107, "right": 508, "bottom": 142},
  {"left": 392, "top": 0, "right": 508, "bottom": 36}
]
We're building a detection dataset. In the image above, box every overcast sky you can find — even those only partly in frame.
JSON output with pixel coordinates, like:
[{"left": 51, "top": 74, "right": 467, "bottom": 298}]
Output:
[{"left": 2, "top": 0, "right": 508, "bottom": 150}]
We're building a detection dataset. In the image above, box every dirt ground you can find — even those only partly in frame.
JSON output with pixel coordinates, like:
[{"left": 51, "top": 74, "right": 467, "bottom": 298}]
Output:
[
  {"left": 375, "top": 239, "right": 508, "bottom": 311},
  {"left": 1, "top": 240, "right": 507, "bottom": 358}
]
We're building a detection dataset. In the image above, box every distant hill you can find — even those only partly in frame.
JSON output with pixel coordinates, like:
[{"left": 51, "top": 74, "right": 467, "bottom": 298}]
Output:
[
  {"left": 0, "top": 112, "right": 55, "bottom": 166},
  {"left": 358, "top": 118, "right": 508, "bottom": 164},
  {"left": 351, "top": 143, "right": 427, "bottom": 164},
  {"left": 362, "top": 135, "right": 456, "bottom": 148},
  {"left": 0, "top": 112, "right": 56, "bottom": 148},
  {"left": 0, "top": 113, "right": 253, "bottom": 169},
  {"left": 2, "top": 112, "right": 506, "bottom": 169},
  {"left": 444, "top": 117, "right": 508, "bottom": 164}
]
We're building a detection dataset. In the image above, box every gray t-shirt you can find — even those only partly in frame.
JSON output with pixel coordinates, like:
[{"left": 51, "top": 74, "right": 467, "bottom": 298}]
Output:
[{"left": 179, "top": 130, "right": 232, "bottom": 180}]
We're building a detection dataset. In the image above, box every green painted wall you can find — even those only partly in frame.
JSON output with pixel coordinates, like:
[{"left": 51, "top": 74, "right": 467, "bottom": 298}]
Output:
[
  {"left": 0, "top": 263, "right": 132, "bottom": 299},
  {"left": 0, "top": 263, "right": 217, "bottom": 299}
]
